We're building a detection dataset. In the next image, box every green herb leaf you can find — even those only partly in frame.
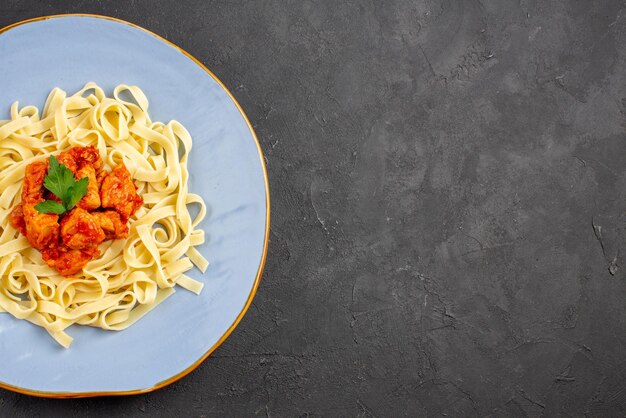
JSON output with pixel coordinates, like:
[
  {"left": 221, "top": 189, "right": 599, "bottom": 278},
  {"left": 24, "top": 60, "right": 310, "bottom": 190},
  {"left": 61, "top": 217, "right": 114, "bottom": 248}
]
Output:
[
  {"left": 43, "top": 156, "right": 76, "bottom": 203},
  {"left": 35, "top": 155, "right": 90, "bottom": 215},
  {"left": 65, "top": 177, "right": 89, "bottom": 210},
  {"left": 34, "top": 200, "right": 66, "bottom": 214}
]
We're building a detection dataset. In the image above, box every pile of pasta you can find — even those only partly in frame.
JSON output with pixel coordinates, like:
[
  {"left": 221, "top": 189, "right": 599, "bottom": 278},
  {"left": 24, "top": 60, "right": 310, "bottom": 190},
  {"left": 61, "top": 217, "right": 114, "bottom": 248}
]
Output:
[{"left": 0, "top": 83, "right": 208, "bottom": 347}]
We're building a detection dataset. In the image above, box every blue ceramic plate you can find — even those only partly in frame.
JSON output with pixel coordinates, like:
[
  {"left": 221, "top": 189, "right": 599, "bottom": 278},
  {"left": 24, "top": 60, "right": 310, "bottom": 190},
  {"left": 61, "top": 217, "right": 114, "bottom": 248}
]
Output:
[{"left": 0, "top": 15, "right": 269, "bottom": 397}]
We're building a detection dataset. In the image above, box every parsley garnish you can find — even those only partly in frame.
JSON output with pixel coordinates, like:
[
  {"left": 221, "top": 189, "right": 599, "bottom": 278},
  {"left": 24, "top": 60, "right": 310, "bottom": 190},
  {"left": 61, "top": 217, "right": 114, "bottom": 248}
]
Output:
[
  {"left": 34, "top": 155, "right": 89, "bottom": 215},
  {"left": 34, "top": 200, "right": 66, "bottom": 214}
]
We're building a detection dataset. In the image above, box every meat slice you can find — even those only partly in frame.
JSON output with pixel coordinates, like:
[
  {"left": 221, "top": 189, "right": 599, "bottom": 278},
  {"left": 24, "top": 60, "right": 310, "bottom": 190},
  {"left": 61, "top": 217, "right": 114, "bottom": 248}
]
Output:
[
  {"left": 75, "top": 165, "right": 101, "bottom": 210},
  {"left": 60, "top": 207, "right": 105, "bottom": 250},
  {"left": 42, "top": 245, "right": 100, "bottom": 276},
  {"left": 69, "top": 145, "right": 103, "bottom": 170},
  {"left": 22, "top": 161, "right": 48, "bottom": 203},
  {"left": 100, "top": 164, "right": 143, "bottom": 220},
  {"left": 56, "top": 152, "right": 77, "bottom": 173},
  {"left": 22, "top": 203, "right": 60, "bottom": 250},
  {"left": 57, "top": 145, "right": 102, "bottom": 172},
  {"left": 96, "top": 169, "right": 108, "bottom": 188},
  {"left": 91, "top": 210, "right": 129, "bottom": 239},
  {"left": 18, "top": 161, "right": 60, "bottom": 250}
]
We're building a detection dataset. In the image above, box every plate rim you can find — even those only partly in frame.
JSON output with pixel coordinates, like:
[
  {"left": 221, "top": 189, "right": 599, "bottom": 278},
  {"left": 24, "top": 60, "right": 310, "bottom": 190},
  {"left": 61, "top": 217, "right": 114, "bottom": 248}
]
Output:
[{"left": 0, "top": 13, "right": 270, "bottom": 398}]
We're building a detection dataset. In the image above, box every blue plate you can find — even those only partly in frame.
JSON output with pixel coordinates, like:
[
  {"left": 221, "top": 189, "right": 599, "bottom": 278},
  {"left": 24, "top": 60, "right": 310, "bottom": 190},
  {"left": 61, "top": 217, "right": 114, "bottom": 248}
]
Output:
[{"left": 0, "top": 15, "right": 269, "bottom": 397}]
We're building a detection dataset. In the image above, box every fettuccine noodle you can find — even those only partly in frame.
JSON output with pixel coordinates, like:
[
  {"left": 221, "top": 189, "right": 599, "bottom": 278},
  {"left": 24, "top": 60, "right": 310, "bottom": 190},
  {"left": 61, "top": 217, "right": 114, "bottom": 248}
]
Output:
[{"left": 0, "top": 83, "right": 208, "bottom": 347}]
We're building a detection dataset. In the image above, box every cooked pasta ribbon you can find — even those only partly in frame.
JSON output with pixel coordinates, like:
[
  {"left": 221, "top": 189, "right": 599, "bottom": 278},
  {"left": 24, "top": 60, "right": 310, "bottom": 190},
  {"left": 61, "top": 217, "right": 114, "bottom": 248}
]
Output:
[{"left": 0, "top": 83, "right": 208, "bottom": 348}]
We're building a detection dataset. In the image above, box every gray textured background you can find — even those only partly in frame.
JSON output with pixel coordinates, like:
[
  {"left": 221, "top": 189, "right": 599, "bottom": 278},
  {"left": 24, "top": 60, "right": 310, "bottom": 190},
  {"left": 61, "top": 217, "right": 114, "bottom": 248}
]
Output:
[{"left": 1, "top": 0, "right": 626, "bottom": 416}]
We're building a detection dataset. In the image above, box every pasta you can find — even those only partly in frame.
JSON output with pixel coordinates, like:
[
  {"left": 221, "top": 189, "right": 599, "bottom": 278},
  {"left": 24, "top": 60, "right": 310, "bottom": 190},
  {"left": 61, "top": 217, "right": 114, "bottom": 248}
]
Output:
[{"left": 0, "top": 83, "right": 208, "bottom": 348}]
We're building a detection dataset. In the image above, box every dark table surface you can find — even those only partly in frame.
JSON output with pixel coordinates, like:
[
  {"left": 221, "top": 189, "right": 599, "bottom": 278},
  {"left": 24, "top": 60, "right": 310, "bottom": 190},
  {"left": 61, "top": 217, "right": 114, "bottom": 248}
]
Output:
[{"left": 2, "top": 1, "right": 626, "bottom": 416}]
